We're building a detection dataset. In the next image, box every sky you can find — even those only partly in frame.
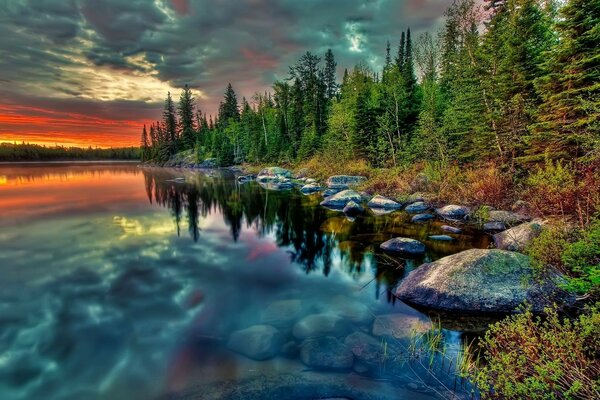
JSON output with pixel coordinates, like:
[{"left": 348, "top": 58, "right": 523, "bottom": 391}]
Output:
[{"left": 0, "top": 0, "right": 450, "bottom": 148}]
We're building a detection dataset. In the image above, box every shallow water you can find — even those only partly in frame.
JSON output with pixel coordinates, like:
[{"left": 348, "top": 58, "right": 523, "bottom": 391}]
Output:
[{"left": 0, "top": 163, "right": 493, "bottom": 400}]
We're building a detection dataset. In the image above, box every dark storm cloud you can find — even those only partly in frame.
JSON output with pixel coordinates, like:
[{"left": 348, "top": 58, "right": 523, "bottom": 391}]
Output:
[{"left": 0, "top": 0, "right": 450, "bottom": 145}]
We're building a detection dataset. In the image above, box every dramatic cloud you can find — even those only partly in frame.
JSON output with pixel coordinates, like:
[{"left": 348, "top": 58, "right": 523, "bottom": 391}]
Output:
[{"left": 0, "top": 0, "right": 449, "bottom": 147}]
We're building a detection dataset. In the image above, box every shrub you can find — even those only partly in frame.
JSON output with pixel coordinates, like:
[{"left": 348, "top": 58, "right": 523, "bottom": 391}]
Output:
[
  {"left": 470, "top": 305, "right": 600, "bottom": 399},
  {"left": 561, "top": 221, "right": 600, "bottom": 297}
]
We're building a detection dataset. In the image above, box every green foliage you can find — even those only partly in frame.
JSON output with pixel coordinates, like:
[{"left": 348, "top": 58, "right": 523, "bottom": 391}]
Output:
[
  {"left": 561, "top": 221, "right": 600, "bottom": 296},
  {"left": 471, "top": 306, "right": 600, "bottom": 399}
]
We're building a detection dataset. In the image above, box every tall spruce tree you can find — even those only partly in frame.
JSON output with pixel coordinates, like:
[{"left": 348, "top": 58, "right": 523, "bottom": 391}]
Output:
[
  {"left": 323, "top": 49, "right": 338, "bottom": 100},
  {"left": 218, "top": 83, "right": 240, "bottom": 126},
  {"left": 533, "top": 0, "right": 600, "bottom": 159},
  {"left": 178, "top": 84, "right": 196, "bottom": 150},
  {"left": 162, "top": 92, "right": 177, "bottom": 156}
]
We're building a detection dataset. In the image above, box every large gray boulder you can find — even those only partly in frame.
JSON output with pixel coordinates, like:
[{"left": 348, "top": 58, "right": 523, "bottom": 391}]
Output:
[
  {"left": 493, "top": 219, "right": 545, "bottom": 251},
  {"left": 260, "top": 299, "right": 303, "bottom": 328},
  {"left": 227, "top": 325, "right": 282, "bottom": 360},
  {"left": 320, "top": 190, "right": 363, "bottom": 210},
  {"left": 380, "top": 238, "right": 426, "bottom": 255},
  {"left": 300, "top": 336, "right": 354, "bottom": 370},
  {"left": 411, "top": 213, "right": 435, "bottom": 223},
  {"left": 367, "top": 195, "right": 402, "bottom": 210},
  {"left": 326, "top": 175, "right": 366, "bottom": 188},
  {"left": 396, "top": 249, "right": 564, "bottom": 313},
  {"left": 436, "top": 205, "right": 470, "bottom": 220},
  {"left": 487, "top": 210, "right": 530, "bottom": 226},
  {"left": 256, "top": 167, "right": 292, "bottom": 182}
]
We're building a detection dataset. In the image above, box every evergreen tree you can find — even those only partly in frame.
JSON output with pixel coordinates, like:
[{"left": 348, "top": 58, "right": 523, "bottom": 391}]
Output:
[
  {"left": 140, "top": 124, "right": 149, "bottom": 161},
  {"left": 162, "top": 92, "right": 177, "bottom": 156},
  {"left": 396, "top": 31, "right": 406, "bottom": 69},
  {"left": 218, "top": 83, "right": 240, "bottom": 126},
  {"left": 533, "top": 0, "right": 600, "bottom": 159},
  {"left": 178, "top": 84, "right": 196, "bottom": 150},
  {"left": 323, "top": 49, "right": 338, "bottom": 100}
]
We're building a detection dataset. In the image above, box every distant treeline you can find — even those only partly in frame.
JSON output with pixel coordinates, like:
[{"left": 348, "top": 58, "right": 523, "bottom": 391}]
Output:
[{"left": 0, "top": 143, "right": 141, "bottom": 162}]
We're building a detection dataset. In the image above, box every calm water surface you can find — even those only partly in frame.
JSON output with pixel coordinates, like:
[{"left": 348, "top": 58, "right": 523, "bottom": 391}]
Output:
[{"left": 0, "top": 163, "right": 492, "bottom": 400}]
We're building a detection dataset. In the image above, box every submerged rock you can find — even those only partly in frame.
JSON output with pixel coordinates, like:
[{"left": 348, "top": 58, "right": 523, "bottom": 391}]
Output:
[
  {"left": 404, "top": 201, "right": 429, "bottom": 213},
  {"left": 320, "top": 190, "right": 363, "bottom": 210},
  {"left": 367, "top": 195, "right": 402, "bottom": 210},
  {"left": 326, "top": 175, "right": 366, "bottom": 188},
  {"left": 441, "top": 225, "right": 462, "bottom": 234},
  {"left": 227, "top": 325, "right": 282, "bottom": 361},
  {"left": 261, "top": 300, "right": 303, "bottom": 328},
  {"left": 371, "top": 314, "right": 432, "bottom": 338},
  {"left": 428, "top": 235, "right": 455, "bottom": 241},
  {"left": 322, "top": 187, "right": 343, "bottom": 197},
  {"left": 343, "top": 201, "right": 364, "bottom": 216},
  {"left": 380, "top": 238, "right": 426, "bottom": 255},
  {"left": 396, "top": 248, "right": 566, "bottom": 313},
  {"left": 411, "top": 213, "right": 435, "bottom": 223},
  {"left": 436, "top": 205, "right": 470, "bottom": 220},
  {"left": 256, "top": 167, "right": 292, "bottom": 182},
  {"left": 300, "top": 336, "right": 354, "bottom": 370},
  {"left": 344, "top": 332, "right": 392, "bottom": 371},
  {"left": 292, "top": 314, "right": 346, "bottom": 340},
  {"left": 300, "top": 183, "right": 323, "bottom": 194},
  {"left": 259, "top": 181, "right": 294, "bottom": 191},
  {"left": 493, "top": 219, "right": 545, "bottom": 251}
]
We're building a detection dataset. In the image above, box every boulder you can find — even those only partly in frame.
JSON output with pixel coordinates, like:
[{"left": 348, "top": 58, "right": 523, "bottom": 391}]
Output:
[
  {"left": 380, "top": 238, "right": 426, "bottom": 255},
  {"left": 411, "top": 213, "right": 435, "bottom": 223},
  {"left": 487, "top": 210, "right": 530, "bottom": 226},
  {"left": 370, "top": 208, "right": 396, "bottom": 216},
  {"left": 441, "top": 225, "right": 462, "bottom": 234},
  {"left": 367, "top": 195, "right": 402, "bottom": 210},
  {"left": 305, "top": 178, "right": 317, "bottom": 184},
  {"left": 292, "top": 314, "right": 346, "bottom": 340},
  {"left": 329, "top": 295, "right": 372, "bottom": 325},
  {"left": 256, "top": 167, "right": 292, "bottom": 182},
  {"left": 493, "top": 219, "right": 545, "bottom": 251},
  {"left": 428, "top": 235, "right": 455, "bottom": 241},
  {"left": 300, "top": 336, "right": 354, "bottom": 370},
  {"left": 261, "top": 300, "right": 303, "bottom": 328},
  {"left": 237, "top": 174, "right": 255, "bottom": 183},
  {"left": 483, "top": 221, "right": 506, "bottom": 232},
  {"left": 396, "top": 248, "right": 565, "bottom": 313},
  {"left": 343, "top": 201, "right": 364, "bottom": 216},
  {"left": 227, "top": 325, "right": 282, "bottom": 360},
  {"left": 259, "top": 182, "right": 294, "bottom": 191},
  {"left": 404, "top": 201, "right": 429, "bottom": 213},
  {"left": 326, "top": 175, "right": 366, "bottom": 188},
  {"left": 436, "top": 205, "right": 470, "bottom": 220},
  {"left": 300, "top": 183, "right": 323, "bottom": 195},
  {"left": 371, "top": 314, "right": 432, "bottom": 338},
  {"left": 344, "top": 332, "right": 392, "bottom": 370},
  {"left": 320, "top": 190, "right": 363, "bottom": 210}
]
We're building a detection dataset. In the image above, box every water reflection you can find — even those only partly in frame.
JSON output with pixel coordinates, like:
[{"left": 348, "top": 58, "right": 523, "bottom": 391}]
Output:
[
  {"left": 0, "top": 164, "right": 492, "bottom": 400},
  {"left": 141, "top": 167, "right": 491, "bottom": 301}
]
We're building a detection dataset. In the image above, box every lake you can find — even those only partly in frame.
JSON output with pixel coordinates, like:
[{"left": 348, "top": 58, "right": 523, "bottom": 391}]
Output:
[{"left": 0, "top": 163, "right": 493, "bottom": 400}]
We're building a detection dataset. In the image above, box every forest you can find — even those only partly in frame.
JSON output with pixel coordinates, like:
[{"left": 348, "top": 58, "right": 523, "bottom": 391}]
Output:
[
  {"left": 140, "top": 0, "right": 600, "bottom": 397},
  {"left": 141, "top": 0, "right": 598, "bottom": 171},
  {"left": 0, "top": 143, "right": 140, "bottom": 161}
]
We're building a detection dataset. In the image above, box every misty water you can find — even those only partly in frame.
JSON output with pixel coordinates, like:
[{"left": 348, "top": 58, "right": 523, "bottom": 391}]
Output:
[{"left": 0, "top": 163, "right": 494, "bottom": 400}]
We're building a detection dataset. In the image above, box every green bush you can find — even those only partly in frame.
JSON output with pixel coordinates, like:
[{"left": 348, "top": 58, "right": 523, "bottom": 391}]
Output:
[
  {"left": 471, "top": 305, "right": 600, "bottom": 399},
  {"left": 561, "top": 221, "right": 600, "bottom": 296}
]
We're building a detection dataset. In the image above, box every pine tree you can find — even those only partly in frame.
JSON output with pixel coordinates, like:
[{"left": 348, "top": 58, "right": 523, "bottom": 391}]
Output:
[
  {"left": 218, "top": 83, "right": 240, "bottom": 127},
  {"left": 162, "top": 92, "right": 177, "bottom": 156},
  {"left": 178, "top": 84, "right": 196, "bottom": 150},
  {"left": 533, "top": 0, "right": 600, "bottom": 159},
  {"left": 140, "top": 124, "right": 149, "bottom": 161},
  {"left": 396, "top": 31, "right": 406, "bottom": 70},
  {"left": 323, "top": 49, "right": 338, "bottom": 100}
]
